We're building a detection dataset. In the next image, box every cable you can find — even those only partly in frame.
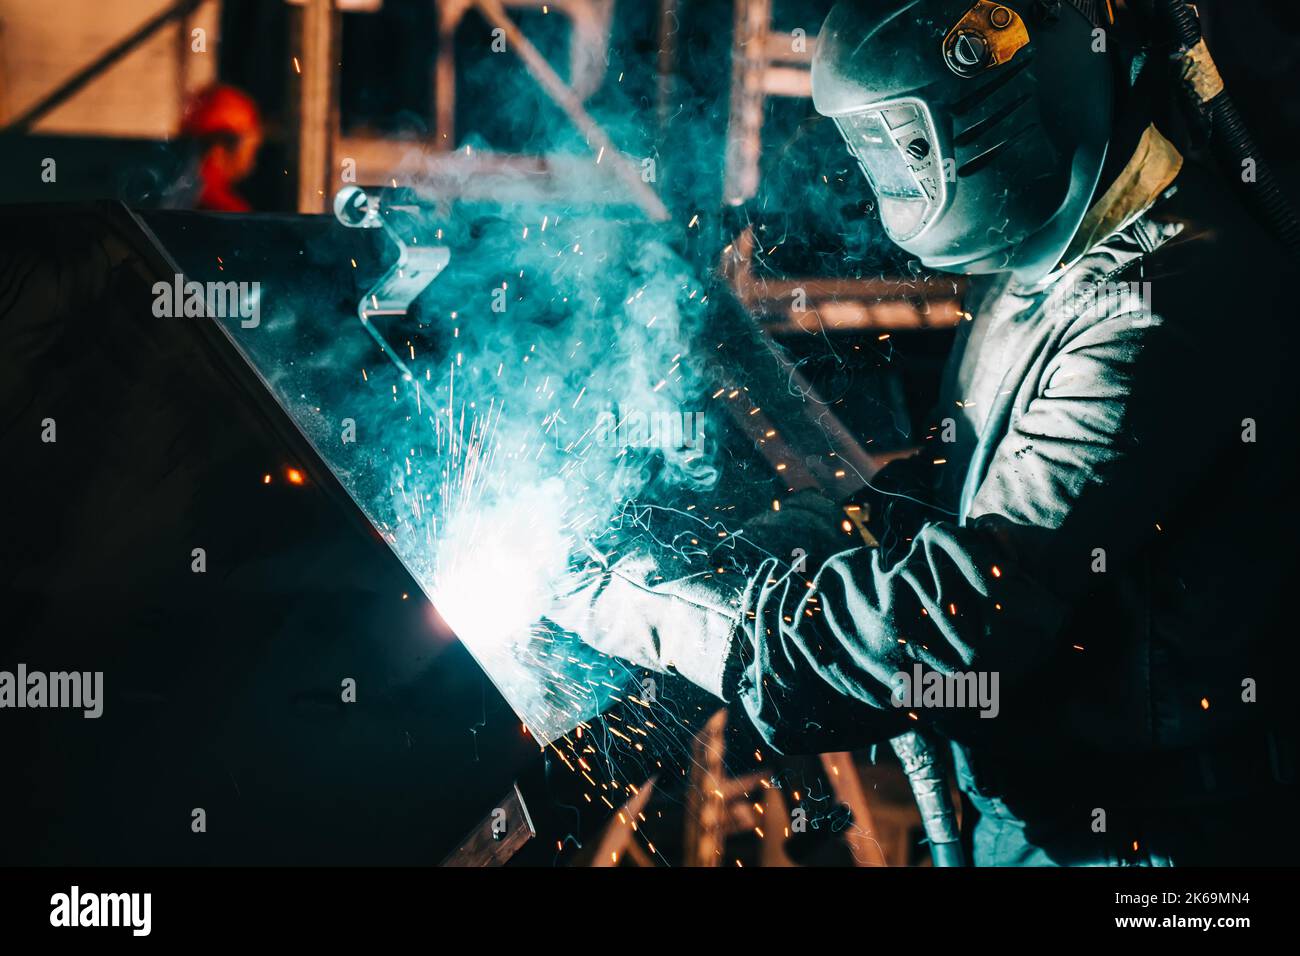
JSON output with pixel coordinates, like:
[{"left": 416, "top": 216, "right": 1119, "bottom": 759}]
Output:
[{"left": 1154, "top": 0, "right": 1300, "bottom": 259}]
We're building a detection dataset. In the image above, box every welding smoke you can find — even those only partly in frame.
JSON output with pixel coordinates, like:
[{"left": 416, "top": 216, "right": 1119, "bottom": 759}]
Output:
[{"left": 212, "top": 14, "right": 887, "bottom": 742}]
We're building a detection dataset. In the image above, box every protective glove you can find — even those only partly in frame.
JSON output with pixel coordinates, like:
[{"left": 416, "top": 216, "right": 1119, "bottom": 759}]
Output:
[
  {"left": 544, "top": 490, "right": 853, "bottom": 700},
  {"left": 544, "top": 551, "right": 744, "bottom": 700}
]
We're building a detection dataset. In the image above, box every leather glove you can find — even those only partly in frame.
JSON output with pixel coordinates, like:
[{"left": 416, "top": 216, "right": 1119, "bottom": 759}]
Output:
[
  {"left": 544, "top": 551, "right": 744, "bottom": 700},
  {"left": 543, "top": 491, "right": 852, "bottom": 700}
]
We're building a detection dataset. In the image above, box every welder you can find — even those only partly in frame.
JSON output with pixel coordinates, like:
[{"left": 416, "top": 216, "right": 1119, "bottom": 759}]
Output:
[{"left": 550, "top": 0, "right": 1300, "bottom": 865}]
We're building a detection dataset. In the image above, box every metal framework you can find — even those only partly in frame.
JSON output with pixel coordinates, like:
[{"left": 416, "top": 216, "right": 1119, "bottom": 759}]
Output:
[
  {"left": 590, "top": 707, "right": 927, "bottom": 867},
  {"left": 291, "top": 0, "right": 665, "bottom": 217},
  {"left": 720, "top": 0, "right": 965, "bottom": 334}
]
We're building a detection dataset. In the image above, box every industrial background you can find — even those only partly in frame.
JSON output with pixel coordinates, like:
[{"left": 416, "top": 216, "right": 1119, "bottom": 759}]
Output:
[{"left": 0, "top": 0, "right": 1297, "bottom": 868}]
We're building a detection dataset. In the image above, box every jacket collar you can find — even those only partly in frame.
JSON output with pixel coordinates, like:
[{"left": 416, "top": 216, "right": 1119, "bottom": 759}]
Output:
[{"left": 1058, "top": 123, "right": 1185, "bottom": 271}]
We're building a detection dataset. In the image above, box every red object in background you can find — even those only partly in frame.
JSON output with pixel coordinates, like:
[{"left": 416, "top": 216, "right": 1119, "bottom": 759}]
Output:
[{"left": 181, "top": 85, "right": 264, "bottom": 213}]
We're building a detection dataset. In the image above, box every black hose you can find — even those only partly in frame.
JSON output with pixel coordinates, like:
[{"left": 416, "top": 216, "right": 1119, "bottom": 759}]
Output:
[{"left": 1154, "top": 0, "right": 1300, "bottom": 258}]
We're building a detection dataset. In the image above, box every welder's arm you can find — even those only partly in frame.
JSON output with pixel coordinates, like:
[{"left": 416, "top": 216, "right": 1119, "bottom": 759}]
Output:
[{"left": 728, "top": 308, "right": 1221, "bottom": 753}]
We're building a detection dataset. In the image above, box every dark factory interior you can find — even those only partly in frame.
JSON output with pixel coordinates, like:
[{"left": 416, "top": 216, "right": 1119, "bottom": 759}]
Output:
[{"left": 2, "top": 0, "right": 1299, "bottom": 903}]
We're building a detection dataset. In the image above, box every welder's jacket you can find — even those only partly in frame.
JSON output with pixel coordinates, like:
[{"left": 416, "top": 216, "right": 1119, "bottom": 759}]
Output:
[{"left": 704, "top": 155, "right": 1299, "bottom": 846}]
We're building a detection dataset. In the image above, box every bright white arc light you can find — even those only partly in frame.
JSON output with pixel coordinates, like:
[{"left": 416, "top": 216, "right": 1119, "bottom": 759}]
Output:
[{"left": 432, "top": 479, "right": 570, "bottom": 660}]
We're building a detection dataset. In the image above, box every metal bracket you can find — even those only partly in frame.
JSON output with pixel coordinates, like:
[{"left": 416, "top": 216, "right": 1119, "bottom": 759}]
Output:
[
  {"left": 334, "top": 184, "right": 450, "bottom": 323},
  {"left": 441, "top": 782, "right": 537, "bottom": 866}
]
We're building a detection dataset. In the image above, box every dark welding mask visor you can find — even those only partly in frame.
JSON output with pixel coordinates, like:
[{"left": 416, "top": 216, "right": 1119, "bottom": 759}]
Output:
[{"left": 832, "top": 99, "right": 946, "bottom": 242}]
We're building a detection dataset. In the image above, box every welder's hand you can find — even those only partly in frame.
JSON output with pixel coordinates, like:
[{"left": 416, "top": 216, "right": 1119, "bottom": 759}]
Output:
[
  {"left": 544, "top": 490, "right": 854, "bottom": 699},
  {"left": 544, "top": 553, "right": 744, "bottom": 700},
  {"left": 740, "top": 487, "right": 858, "bottom": 568}
]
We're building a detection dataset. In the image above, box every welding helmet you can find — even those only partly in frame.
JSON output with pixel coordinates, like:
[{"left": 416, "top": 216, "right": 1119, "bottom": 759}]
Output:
[{"left": 813, "top": 0, "right": 1114, "bottom": 282}]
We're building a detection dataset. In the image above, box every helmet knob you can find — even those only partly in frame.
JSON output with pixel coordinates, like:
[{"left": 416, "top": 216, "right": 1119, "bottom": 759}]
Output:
[
  {"left": 950, "top": 31, "right": 990, "bottom": 71},
  {"left": 941, "top": 2, "right": 1031, "bottom": 78}
]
